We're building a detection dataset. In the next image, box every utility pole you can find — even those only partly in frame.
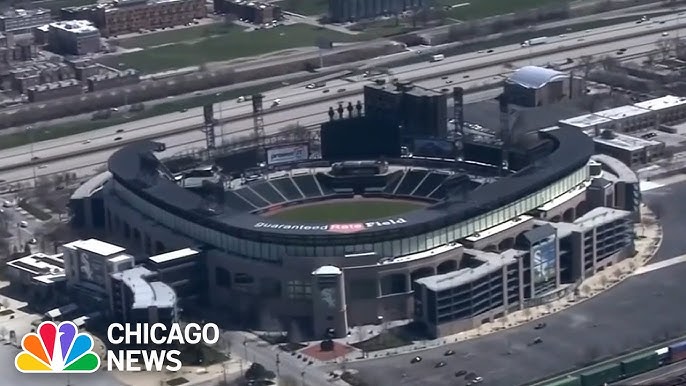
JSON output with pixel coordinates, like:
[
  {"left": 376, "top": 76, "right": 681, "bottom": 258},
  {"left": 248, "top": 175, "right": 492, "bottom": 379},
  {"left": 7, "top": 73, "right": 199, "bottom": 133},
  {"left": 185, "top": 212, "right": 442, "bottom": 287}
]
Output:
[{"left": 26, "top": 126, "right": 36, "bottom": 186}]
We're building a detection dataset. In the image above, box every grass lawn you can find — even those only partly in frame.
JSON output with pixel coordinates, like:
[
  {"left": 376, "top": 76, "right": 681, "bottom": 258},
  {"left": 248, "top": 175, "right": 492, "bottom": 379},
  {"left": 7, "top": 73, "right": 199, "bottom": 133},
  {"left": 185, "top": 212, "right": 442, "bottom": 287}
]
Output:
[
  {"left": 440, "top": 0, "right": 570, "bottom": 20},
  {"left": 279, "top": 0, "right": 329, "bottom": 16},
  {"left": 117, "top": 24, "right": 237, "bottom": 49},
  {"left": 269, "top": 199, "right": 425, "bottom": 223},
  {"left": 110, "top": 24, "right": 359, "bottom": 74}
]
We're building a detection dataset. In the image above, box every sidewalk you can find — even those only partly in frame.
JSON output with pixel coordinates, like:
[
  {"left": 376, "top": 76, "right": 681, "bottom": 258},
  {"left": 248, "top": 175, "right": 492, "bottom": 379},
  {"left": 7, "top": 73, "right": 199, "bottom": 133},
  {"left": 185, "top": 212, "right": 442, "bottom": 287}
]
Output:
[{"left": 336, "top": 205, "right": 662, "bottom": 364}]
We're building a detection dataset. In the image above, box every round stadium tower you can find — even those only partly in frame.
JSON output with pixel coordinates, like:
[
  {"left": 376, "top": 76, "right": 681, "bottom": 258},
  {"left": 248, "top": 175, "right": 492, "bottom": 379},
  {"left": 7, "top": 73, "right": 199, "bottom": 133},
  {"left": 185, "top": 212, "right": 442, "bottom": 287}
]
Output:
[{"left": 71, "top": 125, "right": 641, "bottom": 339}]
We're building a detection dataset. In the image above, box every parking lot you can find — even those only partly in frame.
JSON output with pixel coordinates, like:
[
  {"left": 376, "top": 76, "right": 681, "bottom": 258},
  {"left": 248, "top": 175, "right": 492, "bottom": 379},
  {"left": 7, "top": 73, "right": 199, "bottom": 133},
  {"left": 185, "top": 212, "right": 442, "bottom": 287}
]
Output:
[{"left": 348, "top": 181, "right": 686, "bottom": 386}]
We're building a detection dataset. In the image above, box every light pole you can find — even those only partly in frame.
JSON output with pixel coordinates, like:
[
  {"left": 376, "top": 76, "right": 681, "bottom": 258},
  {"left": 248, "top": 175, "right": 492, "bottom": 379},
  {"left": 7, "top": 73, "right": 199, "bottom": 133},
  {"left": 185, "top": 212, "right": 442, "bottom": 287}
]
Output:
[
  {"left": 26, "top": 126, "right": 36, "bottom": 186},
  {"left": 216, "top": 92, "right": 224, "bottom": 147},
  {"left": 275, "top": 352, "right": 280, "bottom": 376}
]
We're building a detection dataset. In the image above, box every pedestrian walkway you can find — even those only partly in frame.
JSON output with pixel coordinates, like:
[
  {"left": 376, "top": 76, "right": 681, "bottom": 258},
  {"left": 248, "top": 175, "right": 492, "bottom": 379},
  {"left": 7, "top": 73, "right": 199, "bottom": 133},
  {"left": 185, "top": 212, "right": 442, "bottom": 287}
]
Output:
[{"left": 633, "top": 254, "right": 686, "bottom": 276}]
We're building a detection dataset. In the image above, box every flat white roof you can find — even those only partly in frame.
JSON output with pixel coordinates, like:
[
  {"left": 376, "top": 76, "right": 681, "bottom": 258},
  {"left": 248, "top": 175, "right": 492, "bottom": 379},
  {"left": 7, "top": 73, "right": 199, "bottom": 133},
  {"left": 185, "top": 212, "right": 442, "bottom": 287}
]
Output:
[
  {"left": 379, "top": 243, "right": 461, "bottom": 265},
  {"left": 108, "top": 254, "right": 133, "bottom": 263},
  {"left": 595, "top": 105, "right": 650, "bottom": 121},
  {"left": 559, "top": 113, "right": 612, "bottom": 129},
  {"left": 590, "top": 131, "right": 662, "bottom": 152},
  {"left": 574, "top": 207, "right": 632, "bottom": 231},
  {"left": 312, "top": 265, "right": 342, "bottom": 276},
  {"left": 634, "top": 95, "right": 686, "bottom": 111},
  {"left": 50, "top": 20, "right": 98, "bottom": 34},
  {"left": 538, "top": 182, "right": 589, "bottom": 212},
  {"left": 150, "top": 248, "right": 199, "bottom": 264},
  {"left": 464, "top": 215, "right": 532, "bottom": 242},
  {"left": 8, "top": 253, "right": 64, "bottom": 276},
  {"left": 64, "top": 238, "right": 125, "bottom": 257}
]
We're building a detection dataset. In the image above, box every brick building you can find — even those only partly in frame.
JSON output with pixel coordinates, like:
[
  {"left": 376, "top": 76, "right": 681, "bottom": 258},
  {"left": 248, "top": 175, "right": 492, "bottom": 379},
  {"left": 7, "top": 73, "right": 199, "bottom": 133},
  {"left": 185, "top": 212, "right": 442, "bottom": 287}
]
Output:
[
  {"left": 61, "top": 0, "right": 206, "bottom": 37},
  {"left": 214, "top": 0, "right": 282, "bottom": 24}
]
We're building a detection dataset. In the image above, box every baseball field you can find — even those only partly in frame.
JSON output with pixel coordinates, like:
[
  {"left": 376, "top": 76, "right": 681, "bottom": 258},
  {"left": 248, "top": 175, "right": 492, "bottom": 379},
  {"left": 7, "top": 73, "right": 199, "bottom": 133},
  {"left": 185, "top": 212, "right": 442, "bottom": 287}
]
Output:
[{"left": 267, "top": 198, "right": 426, "bottom": 222}]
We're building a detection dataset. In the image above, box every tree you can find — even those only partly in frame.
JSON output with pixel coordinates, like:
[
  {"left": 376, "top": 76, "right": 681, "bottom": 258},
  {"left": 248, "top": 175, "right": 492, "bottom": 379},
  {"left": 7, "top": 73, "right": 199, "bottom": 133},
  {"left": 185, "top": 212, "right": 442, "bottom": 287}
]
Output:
[
  {"left": 657, "top": 39, "right": 673, "bottom": 60},
  {"left": 523, "top": 307, "right": 532, "bottom": 320},
  {"left": 280, "top": 375, "right": 298, "bottom": 386},
  {"left": 599, "top": 275, "right": 609, "bottom": 289},
  {"left": 1, "top": 298, "right": 9, "bottom": 310},
  {"left": 601, "top": 56, "right": 620, "bottom": 71},
  {"left": 581, "top": 284, "right": 591, "bottom": 296},
  {"left": 579, "top": 55, "right": 595, "bottom": 77},
  {"left": 0, "top": 326, "right": 6, "bottom": 340}
]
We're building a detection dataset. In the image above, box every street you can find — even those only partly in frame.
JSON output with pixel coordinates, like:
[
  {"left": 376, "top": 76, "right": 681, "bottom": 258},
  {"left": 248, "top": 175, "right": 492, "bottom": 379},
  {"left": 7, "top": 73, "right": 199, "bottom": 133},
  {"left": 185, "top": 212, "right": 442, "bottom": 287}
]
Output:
[{"left": 224, "top": 331, "right": 341, "bottom": 386}]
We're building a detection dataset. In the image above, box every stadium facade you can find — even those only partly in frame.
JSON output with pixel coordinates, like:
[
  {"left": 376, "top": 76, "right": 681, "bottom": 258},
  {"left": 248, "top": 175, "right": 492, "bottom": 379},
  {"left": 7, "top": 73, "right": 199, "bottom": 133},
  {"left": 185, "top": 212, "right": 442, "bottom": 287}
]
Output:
[{"left": 71, "top": 126, "right": 640, "bottom": 339}]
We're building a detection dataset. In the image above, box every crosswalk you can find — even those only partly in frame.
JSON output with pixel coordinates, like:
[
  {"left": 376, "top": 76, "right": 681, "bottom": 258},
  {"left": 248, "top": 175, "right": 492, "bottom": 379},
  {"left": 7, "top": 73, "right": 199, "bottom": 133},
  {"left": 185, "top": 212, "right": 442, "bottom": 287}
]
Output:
[{"left": 632, "top": 254, "right": 686, "bottom": 276}]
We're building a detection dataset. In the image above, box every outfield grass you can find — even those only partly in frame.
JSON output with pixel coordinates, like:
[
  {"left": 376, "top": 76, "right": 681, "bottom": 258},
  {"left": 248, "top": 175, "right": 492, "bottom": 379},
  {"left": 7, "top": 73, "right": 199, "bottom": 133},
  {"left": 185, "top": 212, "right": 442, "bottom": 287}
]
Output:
[
  {"left": 117, "top": 24, "right": 237, "bottom": 49},
  {"left": 109, "top": 24, "right": 360, "bottom": 74},
  {"left": 269, "top": 199, "right": 425, "bottom": 223}
]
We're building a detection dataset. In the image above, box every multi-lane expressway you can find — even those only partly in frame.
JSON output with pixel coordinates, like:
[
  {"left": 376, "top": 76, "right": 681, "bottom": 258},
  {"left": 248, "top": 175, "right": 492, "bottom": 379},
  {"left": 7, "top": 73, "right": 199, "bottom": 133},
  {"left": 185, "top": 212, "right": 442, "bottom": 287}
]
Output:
[{"left": 1, "top": 13, "right": 684, "bottom": 184}]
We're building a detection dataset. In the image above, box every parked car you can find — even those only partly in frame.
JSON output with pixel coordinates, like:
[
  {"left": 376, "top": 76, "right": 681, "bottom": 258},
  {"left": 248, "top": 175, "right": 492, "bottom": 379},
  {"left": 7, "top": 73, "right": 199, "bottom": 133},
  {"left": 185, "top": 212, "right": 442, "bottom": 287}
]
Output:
[
  {"left": 410, "top": 356, "right": 422, "bottom": 364},
  {"left": 444, "top": 349, "right": 455, "bottom": 356}
]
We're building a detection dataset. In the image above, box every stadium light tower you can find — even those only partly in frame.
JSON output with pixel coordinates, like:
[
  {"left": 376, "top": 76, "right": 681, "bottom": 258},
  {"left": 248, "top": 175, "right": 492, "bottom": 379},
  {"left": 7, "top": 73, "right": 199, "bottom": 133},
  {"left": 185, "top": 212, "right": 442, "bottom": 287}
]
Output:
[{"left": 252, "top": 94, "right": 266, "bottom": 163}]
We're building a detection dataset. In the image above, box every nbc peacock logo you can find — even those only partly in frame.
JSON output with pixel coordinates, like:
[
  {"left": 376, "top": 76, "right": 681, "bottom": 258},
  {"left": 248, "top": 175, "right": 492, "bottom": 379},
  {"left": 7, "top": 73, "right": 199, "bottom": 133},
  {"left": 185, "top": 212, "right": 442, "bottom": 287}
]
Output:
[{"left": 15, "top": 321, "right": 100, "bottom": 373}]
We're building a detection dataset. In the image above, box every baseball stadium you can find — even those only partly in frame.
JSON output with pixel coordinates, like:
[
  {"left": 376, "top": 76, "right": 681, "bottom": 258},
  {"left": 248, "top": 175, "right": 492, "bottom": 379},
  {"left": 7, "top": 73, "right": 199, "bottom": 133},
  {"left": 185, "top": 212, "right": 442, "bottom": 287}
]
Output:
[{"left": 71, "top": 122, "right": 641, "bottom": 339}]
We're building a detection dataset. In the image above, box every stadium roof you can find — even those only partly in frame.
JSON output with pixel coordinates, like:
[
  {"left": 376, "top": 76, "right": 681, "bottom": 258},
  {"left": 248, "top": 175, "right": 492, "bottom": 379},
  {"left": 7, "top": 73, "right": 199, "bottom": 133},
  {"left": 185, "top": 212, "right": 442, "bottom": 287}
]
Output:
[
  {"left": 507, "top": 66, "right": 568, "bottom": 89},
  {"left": 107, "top": 126, "right": 593, "bottom": 245}
]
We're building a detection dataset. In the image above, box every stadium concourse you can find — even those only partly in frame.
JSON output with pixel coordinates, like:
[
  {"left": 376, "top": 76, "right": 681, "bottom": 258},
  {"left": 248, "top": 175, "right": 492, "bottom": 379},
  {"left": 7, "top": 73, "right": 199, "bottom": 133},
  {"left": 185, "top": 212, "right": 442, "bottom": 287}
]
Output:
[{"left": 69, "top": 125, "right": 641, "bottom": 341}]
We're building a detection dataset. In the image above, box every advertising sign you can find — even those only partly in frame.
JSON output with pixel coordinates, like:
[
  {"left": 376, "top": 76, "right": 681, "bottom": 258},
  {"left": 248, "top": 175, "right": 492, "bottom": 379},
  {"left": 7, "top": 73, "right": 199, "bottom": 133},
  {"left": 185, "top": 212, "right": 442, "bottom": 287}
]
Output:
[
  {"left": 266, "top": 144, "right": 309, "bottom": 165},
  {"left": 531, "top": 235, "right": 557, "bottom": 285},
  {"left": 412, "top": 139, "right": 456, "bottom": 158},
  {"left": 254, "top": 217, "right": 407, "bottom": 234},
  {"left": 79, "top": 252, "right": 106, "bottom": 289}
]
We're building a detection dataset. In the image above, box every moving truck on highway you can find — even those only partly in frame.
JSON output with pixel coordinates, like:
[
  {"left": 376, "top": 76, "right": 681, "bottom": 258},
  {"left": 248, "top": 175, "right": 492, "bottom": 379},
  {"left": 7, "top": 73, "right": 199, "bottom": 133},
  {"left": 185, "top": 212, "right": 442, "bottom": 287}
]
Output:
[
  {"left": 430, "top": 54, "right": 445, "bottom": 62},
  {"left": 521, "top": 37, "right": 548, "bottom": 47}
]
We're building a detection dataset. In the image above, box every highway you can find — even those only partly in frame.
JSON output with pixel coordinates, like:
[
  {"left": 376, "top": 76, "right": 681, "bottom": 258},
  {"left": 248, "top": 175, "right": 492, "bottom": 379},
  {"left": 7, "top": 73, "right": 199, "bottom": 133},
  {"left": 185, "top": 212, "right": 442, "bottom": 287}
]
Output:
[
  {"left": 1, "top": 13, "right": 684, "bottom": 182},
  {"left": 617, "top": 361, "right": 686, "bottom": 385}
]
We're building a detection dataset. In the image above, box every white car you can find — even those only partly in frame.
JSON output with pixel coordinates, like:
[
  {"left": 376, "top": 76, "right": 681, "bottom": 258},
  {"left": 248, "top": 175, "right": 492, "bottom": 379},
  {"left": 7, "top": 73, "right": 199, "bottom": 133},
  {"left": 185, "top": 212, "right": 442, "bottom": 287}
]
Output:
[
  {"left": 2, "top": 200, "right": 11, "bottom": 208},
  {"left": 19, "top": 221, "right": 28, "bottom": 228}
]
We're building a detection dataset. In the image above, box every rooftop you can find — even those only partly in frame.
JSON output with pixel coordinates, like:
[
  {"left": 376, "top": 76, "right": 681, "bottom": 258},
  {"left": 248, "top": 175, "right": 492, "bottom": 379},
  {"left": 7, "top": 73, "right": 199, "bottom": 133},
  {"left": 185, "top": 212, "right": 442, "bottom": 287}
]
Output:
[
  {"left": 312, "top": 265, "right": 342, "bottom": 276},
  {"left": 595, "top": 105, "right": 650, "bottom": 121},
  {"left": 416, "top": 248, "right": 520, "bottom": 292},
  {"left": 63, "top": 238, "right": 125, "bottom": 257},
  {"left": 149, "top": 248, "right": 199, "bottom": 264},
  {"left": 589, "top": 130, "right": 662, "bottom": 152},
  {"left": 507, "top": 66, "right": 567, "bottom": 89},
  {"left": 7, "top": 252, "right": 65, "bottom": 276},
  {"left": 0, "top": 8, "right": 50, "bottom": 18},
  {"left": 464, "top": 215, "right": 532, "bottom": 242},
  {"left": 574, "top": 207, "right": 632, "bottom": 231},
  {"left": 634, "top": 95, "right": 686, "bottom": 111},
  {"left": 558, "top": 113, "right": 613, "bottom": 129},
  {"left": 50, "top": 20, "right": 99, "bottom": 34},
  {"left": 112, "top": 266, "right": 176, "bottom": 310},
  {"left": 591, "top": 155, "right": 638, "bottom": 184}
]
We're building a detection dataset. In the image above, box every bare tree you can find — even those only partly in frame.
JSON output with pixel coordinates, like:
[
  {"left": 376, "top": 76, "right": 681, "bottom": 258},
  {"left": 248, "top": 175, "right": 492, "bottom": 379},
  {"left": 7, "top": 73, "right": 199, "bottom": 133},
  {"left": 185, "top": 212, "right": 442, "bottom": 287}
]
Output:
[
  {"left": 0, "top": 326, "right": 6, "bottom": 340},
  {"left": 1, "top": 298, "right": 9, "bottom": 309},
  {"left": 612, "top": 268, "right": 623, "bottom": 280},
  {"left": 581, "top": 284, "right": 591, "bottom": 296},
  {"left": 523, "top": 307, "right": 532, "bottom": 320},
  {"left": 657, "top": 39, "right": 674, "bottom": 60},
  {"left": 279, "top": 375, "right": 298, "bottom": 386},
  {"left": 600, "top": 56, "right": 620, "bottom": 71},
  {"left": 579, "top": 55, "right": 595, "bottom": 77},
  {"left": 599, "top": 275, "right": 609, "bottom": 288},
  {"left": 651, "top": 201, "right": 663, "bottom": 219}
]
